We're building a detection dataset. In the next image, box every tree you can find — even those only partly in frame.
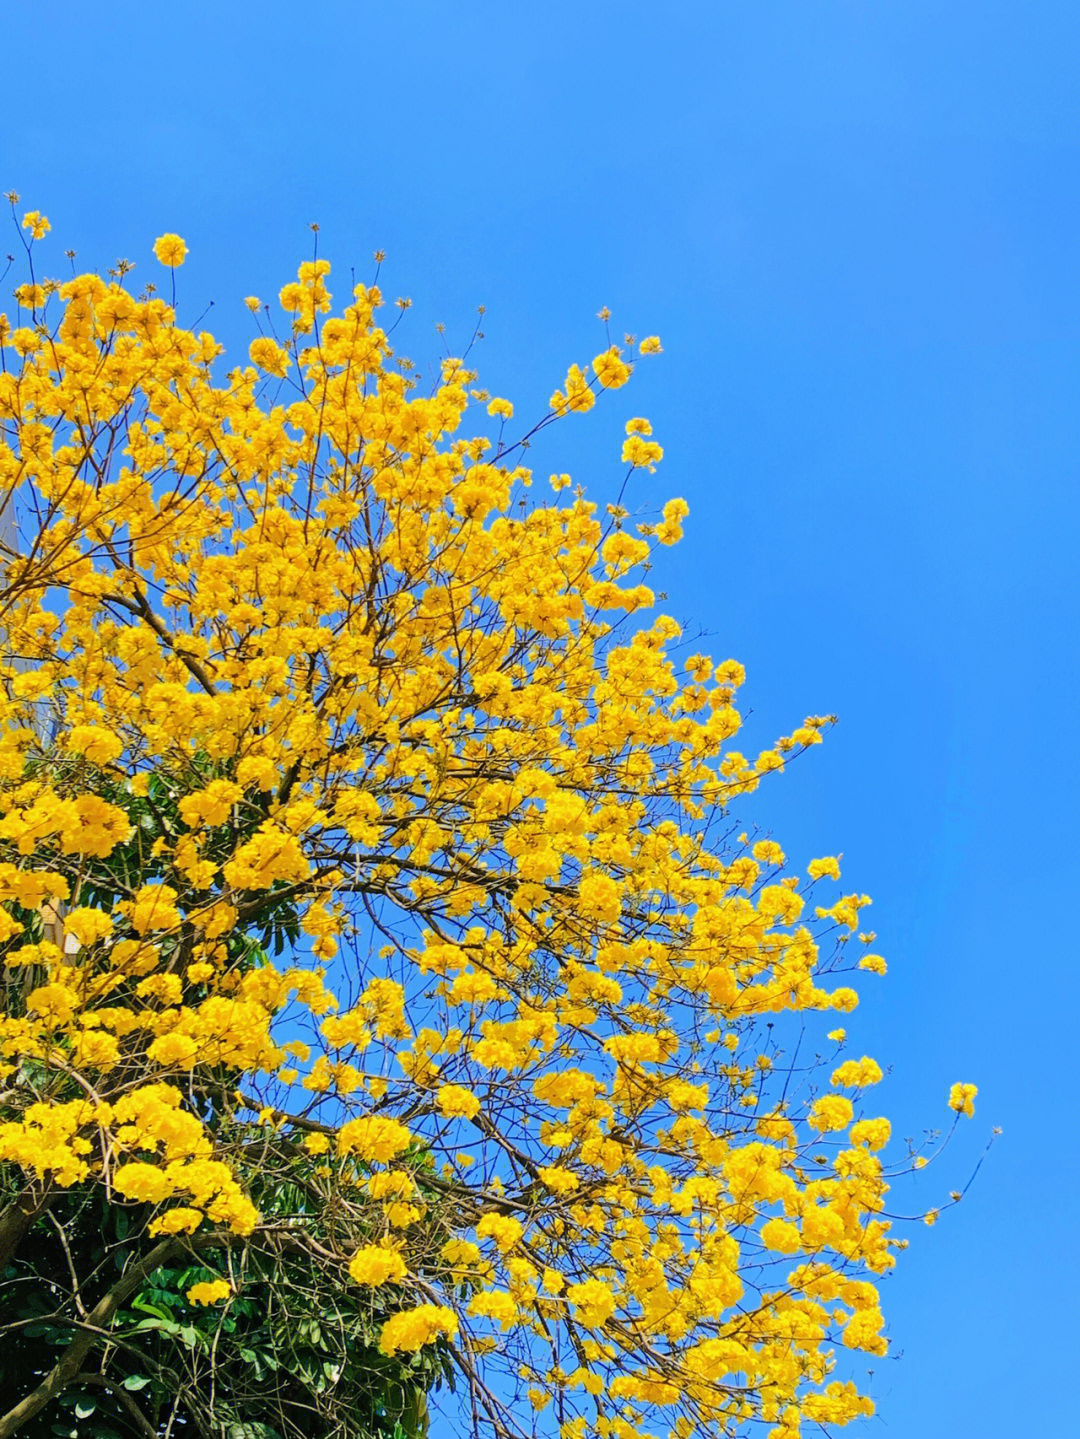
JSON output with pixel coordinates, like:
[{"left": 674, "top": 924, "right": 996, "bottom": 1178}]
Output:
[{"left": 0, "top": 205, "right": 979, "bottom": 1439}]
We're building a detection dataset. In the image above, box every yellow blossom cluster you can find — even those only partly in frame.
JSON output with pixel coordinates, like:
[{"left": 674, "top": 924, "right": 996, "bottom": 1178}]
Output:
[
  {"left": 186, "top": 1278, "right": 231, "bottom": 1306},
  {"left": 0, "top": 221, "right": 975, "bottom": 1439}
]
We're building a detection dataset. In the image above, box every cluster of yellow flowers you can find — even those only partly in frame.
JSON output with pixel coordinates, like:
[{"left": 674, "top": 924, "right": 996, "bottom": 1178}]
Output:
[{"left": 0, "top": 215, "right": 978, "bottom": 1439}]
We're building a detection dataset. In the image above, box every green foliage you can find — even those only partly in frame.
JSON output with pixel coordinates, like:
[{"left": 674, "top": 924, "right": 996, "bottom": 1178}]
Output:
[{"left": 1, "top": 1175, "right": 450, "bottom": 1439}]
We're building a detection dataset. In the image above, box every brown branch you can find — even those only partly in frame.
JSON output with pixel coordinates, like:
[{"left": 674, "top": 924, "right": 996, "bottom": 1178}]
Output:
[
  {"left": 102, "top": 588, "right": 217, "bottom": 697},
  {"left": 46, "top": 1209, "right": 88, "bottom": 1318},
  {"left": 0, "top": 1184, "right": 51, "bottom": 1274}
]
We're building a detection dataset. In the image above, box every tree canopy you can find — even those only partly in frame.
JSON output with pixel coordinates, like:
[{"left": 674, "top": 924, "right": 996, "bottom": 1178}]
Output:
[{"left": 0, "top": 208, "right": 978, "bottom": 1439}]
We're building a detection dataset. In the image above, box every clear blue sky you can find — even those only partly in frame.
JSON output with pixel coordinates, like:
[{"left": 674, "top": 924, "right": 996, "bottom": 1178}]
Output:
[{"left": 7, "top": 2, "right": 1077, "bottom": 1433}]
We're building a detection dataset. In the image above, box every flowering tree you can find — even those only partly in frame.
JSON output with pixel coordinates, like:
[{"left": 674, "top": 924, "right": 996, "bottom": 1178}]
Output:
[{"left": 0, "top": 206, "right": 979, "bottom": 1439}]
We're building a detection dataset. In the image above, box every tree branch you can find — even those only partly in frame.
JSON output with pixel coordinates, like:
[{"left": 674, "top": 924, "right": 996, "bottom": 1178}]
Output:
[
  {"left": 103, "top": 588, "right": 217, "bottom": 697},
  {"left": 73, "top": 1374, "right": 160, "bottom": 1439},
  {"left": 0, "top": 1185, "right": 51, "bottom": 1274}
]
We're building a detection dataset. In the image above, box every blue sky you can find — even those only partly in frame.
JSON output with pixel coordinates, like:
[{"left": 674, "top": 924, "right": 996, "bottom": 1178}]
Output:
[{"left": 7, "top": 1, "right": 1078, "bottom": 1433}]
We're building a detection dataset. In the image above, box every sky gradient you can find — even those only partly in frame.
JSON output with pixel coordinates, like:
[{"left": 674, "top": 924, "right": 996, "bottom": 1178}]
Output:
[{"left": 6, "top": 3, "right": 1078, "bottom": 1433}]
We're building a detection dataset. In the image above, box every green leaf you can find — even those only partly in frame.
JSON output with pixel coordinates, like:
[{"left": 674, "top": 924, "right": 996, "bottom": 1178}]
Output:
[
  {"left": 133, "top": 1317, "right": 180, "bottom": 1336},
  {"left": 122, "top": 1375, "right": 150, "bottom": 1392},
  {"left": 74, "top": 1399, "right": 97, "bottom": 1419}
]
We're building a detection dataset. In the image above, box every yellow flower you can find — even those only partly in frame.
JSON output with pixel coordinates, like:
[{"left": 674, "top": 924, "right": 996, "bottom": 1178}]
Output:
[
  {"left": 842, "top": 1307, "right": 887, "bottom": 1356},
  {"left": 537, "top": 1165, "right": 579, "bottom": 1195},
  {"left": 153, "top": 233, "right": 188, "bottom": 266},
  {"left": 468, "top": 1290, "right": 519, "bottom": 1329},
  {"left": 146, "top": 1033, "right": 199, "bottom": 1068},
  {"left": 442, "top": 1238, "right": 482, "bottom": 1269},
  {"left": 337, "top": 1115, "right": 412, "bottom": 1164},
  {"left": 850, "top": 1117, "right": 891, "bottom": 1152},
  {"left": 186, "top": 1279, "right": 231, "bottom": 1306},
  {"left": 577, "top": 872, "right": 621, "bottom": 923},
  {"left": 66, "top": 724, "right": 124, "bottom": 766},
  {"left": 566, "top": 1278, "right": 616, "bottom": 1327},
  {"left": 70, "top": 1030, "right": 121, "bottom": 1072},
  {"left": 119, "top": 883, "right": 182, "bottom": 935},
  {"left": 550, "top": 363, "right": 594, "bottom": 415},
  {"left": 808, "top": 1094, "right": 854, "bottom": 1133},
  {"left": 386, "top": 1201, "right": 422, "bottom": 1228},
  {"left": 149, "top": 1207, "right": 204, "bottom": 1236},
  {"left": 830, "top": 1056, "right": 883, "bottom": 1089},
  {"left": 715, "top": 658, "right": 747, "bottom": 686},
  {"left": 26, "top": 983, "right": 78, "bottom": 1025},
  {"left": 436, "top": 1084, "right": 481, "bottom": 1120},
  {"left": 0, "top": 909, "right": 24, "bottom": 945},
  {"left": 178, "top": 780, "right": 243, "bottom": 828},
  {"left": 63, "top": 907, "right": 114, "bottom": 947},
  {"left": 113, "top": 1163, "right": 173, "bottom": 1204},
  {"left": 348, "top": 1244, "right": 407, "bottom": 1287},
  {"left": 760, "top": 1217, "right": 801, "bottom": 1254},
  {"left": 249, "top": 336, "right": 290, "bottom": 378},
  {"left": 592, "top": 346, "right": 632, "bottom": 388},
  {"left": 948, "top": 1082, "right": 977, "bottom": 1118},
  {"left": 136, "top": 973, "right": 183, "bottom": 1005},
  {"left": 655, "top": 496, "right": 687, "bottom": 544},
  {"left": 476, "top": 1213, "right": 523, "bottom": 1253},
  {"left": 621, "top": 435, "right": 664, "bottom": 470},
  {"left": 22, "top": 211, "right": 50, "bottom": 240},
  {"left": 639, "top": 334, "right": 663, "bottom": 354},
  {"left": 378, "top": 1304, "right": 458, "bottom": 1355},
  {"left": 808, "top": 856, "right": 841, "bottom": 882}
]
